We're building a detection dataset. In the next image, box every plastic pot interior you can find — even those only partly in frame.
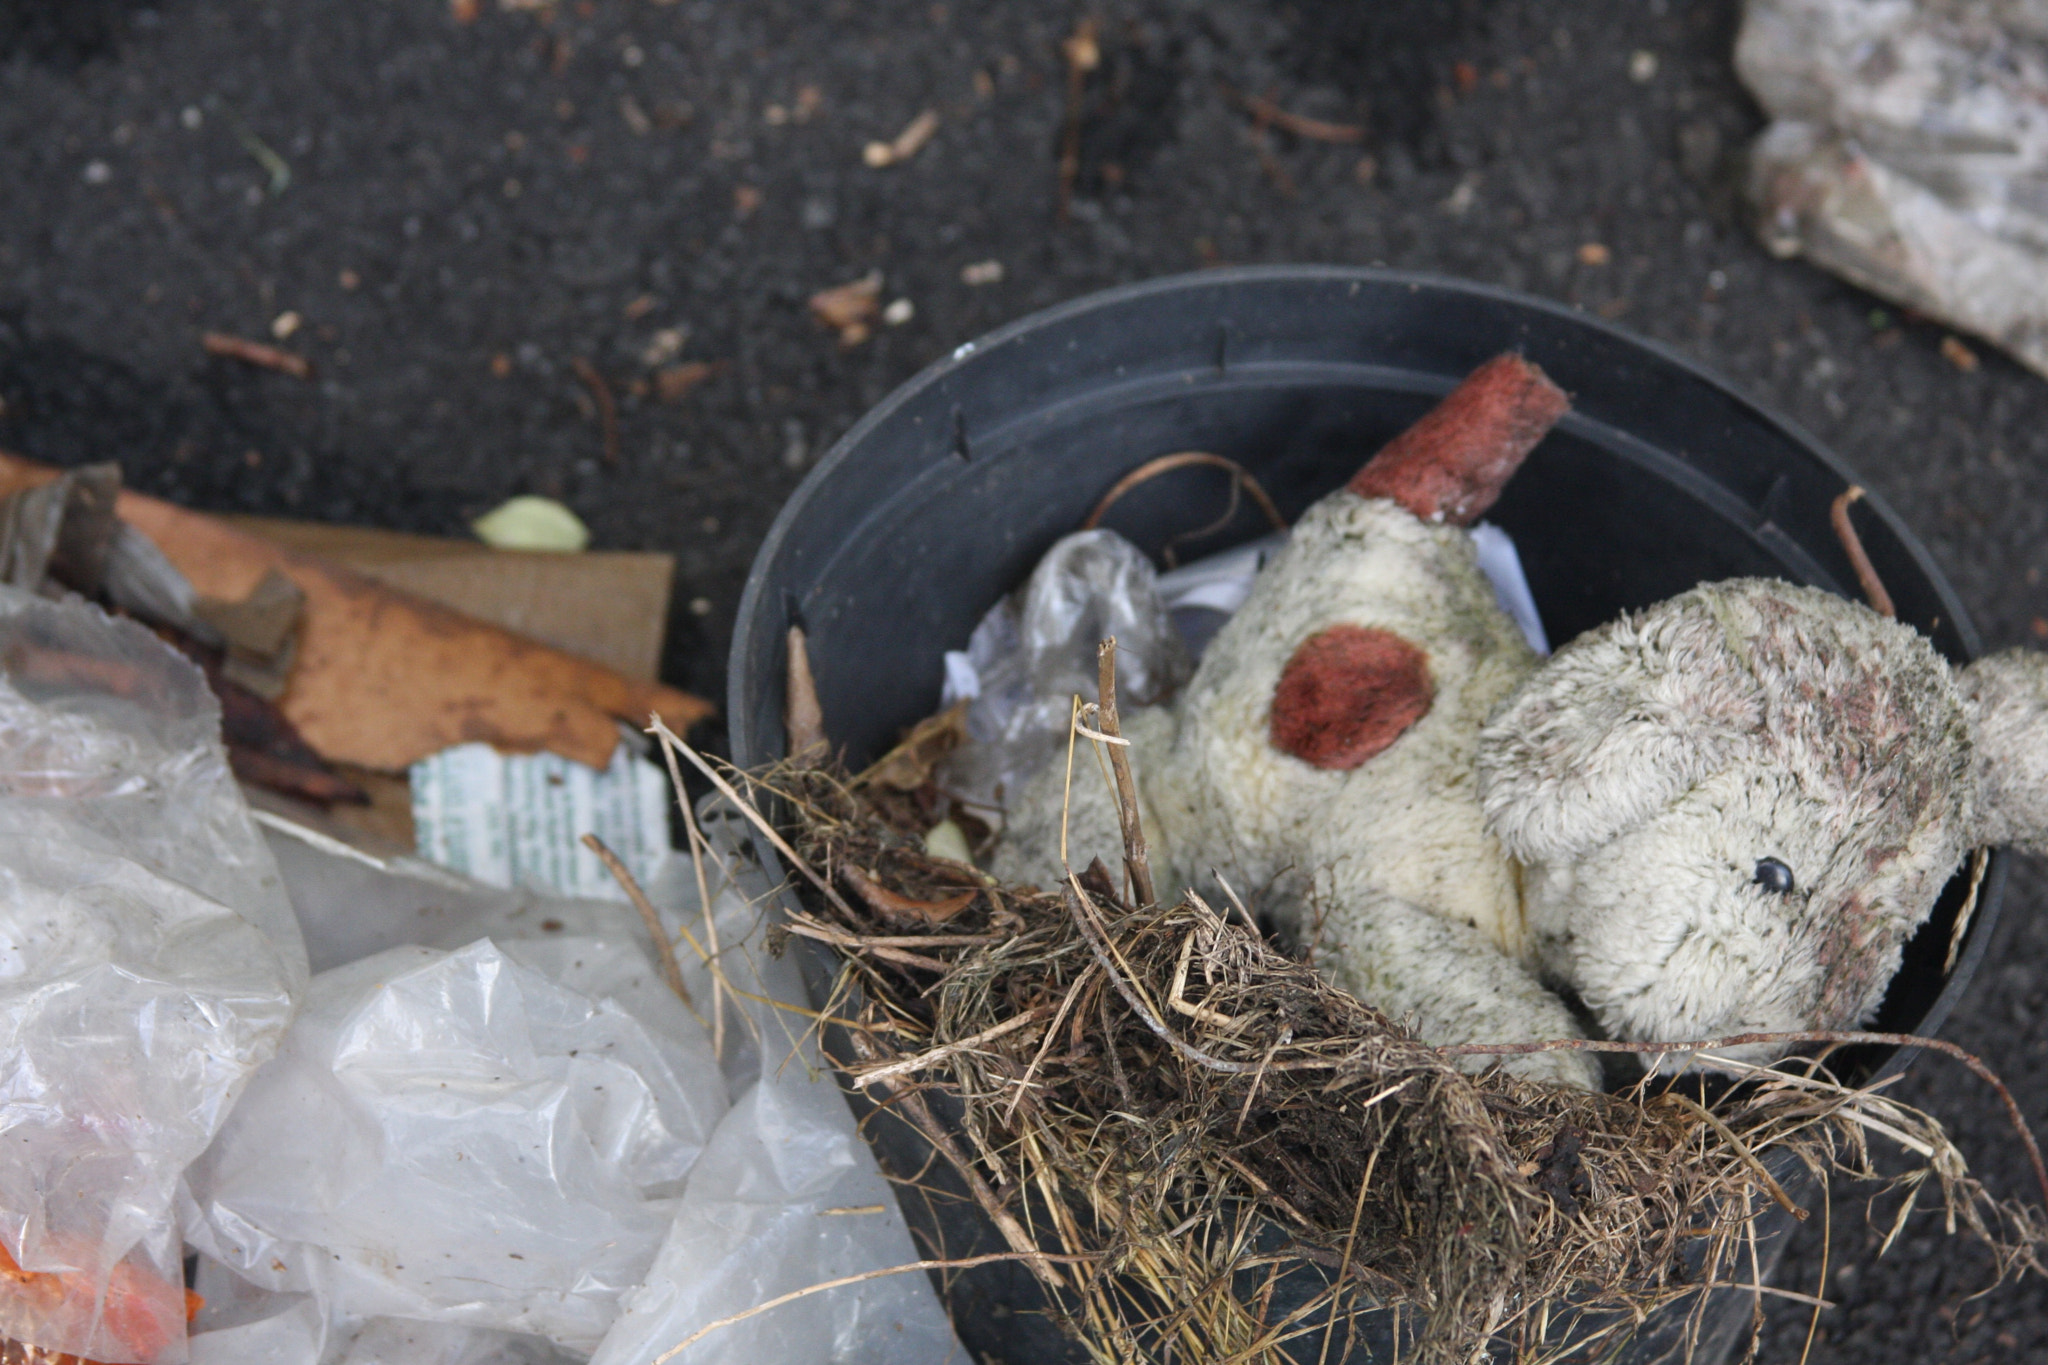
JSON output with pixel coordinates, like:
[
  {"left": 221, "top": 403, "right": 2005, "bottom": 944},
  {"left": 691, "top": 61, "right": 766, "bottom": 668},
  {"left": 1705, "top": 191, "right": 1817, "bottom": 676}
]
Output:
[{"left": 727, "top": 267, "right": 2005, "bottom": 1363}]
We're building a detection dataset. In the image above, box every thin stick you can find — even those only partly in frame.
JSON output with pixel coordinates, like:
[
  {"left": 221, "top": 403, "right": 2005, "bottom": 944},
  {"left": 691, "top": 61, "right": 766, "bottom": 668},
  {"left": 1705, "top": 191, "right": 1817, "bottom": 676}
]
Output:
[
  {"left": 651, "top": 719, "right": 858, "bottom": 920},
  {"left": 1214, "top": 873, "right": 1261, "bottom": 934},
  {"left": 1799, "top": 1169, "right": 1832, "bottom": 1365},
  {"left": 583, "top": 832, "right": 692, "bottom": 1007},
  {"left": 1005, "top": 962, "right": 1100, "bottom": 1124},
  {"left": 1830, "top": 486, "right": 1895, "bottom": 618},
  {"left": 651, "top": 1251, "right": 1099, "bottom": 1361},
  {"left": 779, "top": 920, "right": 953, "bottom": 973},
  {"left": 780, "top": 915, "right": 1003, "bottom": 948},
  {"left": 201, "top": 331, "right": 311, "bottom": 379},
  {"left": 1055, "top": 19, "right": 1097, "bottom": 223},
  {"left": 1081, "top": 450, "right": 1287, "bottom": 537},
  {"left": 1661, "top": 1090, "right": 1806, "bottom": 1221},
  {"left": 1096, "top": 638, "right": 1156, "bottom": 908},
  {"left": 851, "top": 1008, "right": 1046, "bottom": 1089},
  {"left": 570, "top": 356, "right": 620, "bottom": 467},
  {"left": 1222, "top": 84, "right": 1366, "bottom": 144},
  {"left": 843, "top": 1028, "right": 1071, "bottom": 1292},
  {"left": 657, "top": 727, "right": 728, "bottom": 1060},
  {"left": 1440, "top": 1028, "right": 2048, "bottom": 1207},
  {"left": 1945, "top": 846, "right": 1990, "bottom": 973}
]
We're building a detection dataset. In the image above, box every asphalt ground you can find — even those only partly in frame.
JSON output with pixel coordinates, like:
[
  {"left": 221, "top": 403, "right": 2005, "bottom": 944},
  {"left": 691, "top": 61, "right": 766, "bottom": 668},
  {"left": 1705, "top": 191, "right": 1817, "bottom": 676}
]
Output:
[{"left": 4, "top": 1, "right": 2048, "bottom": 1359}]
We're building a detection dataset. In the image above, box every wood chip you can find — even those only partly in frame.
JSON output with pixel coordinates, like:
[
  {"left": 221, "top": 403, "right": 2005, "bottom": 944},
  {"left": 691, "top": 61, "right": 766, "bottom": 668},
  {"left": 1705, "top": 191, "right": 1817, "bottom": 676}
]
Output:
[
  {"left": 201, "top": 332, "right": 311, "bottom": 380},
  {"left": 653, "top": 360, "right": 719, "bottom": 402},
  {"left": 809, "top": 271, "right": 883, "bottom": 344},
  {"left": 862, "top": 109, "right": 939, "bottom": 167}
]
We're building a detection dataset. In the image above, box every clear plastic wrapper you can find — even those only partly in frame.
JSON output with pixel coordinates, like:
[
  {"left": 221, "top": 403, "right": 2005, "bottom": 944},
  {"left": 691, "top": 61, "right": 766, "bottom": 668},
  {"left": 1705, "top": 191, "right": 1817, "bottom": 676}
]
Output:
[
  {"left": 183, "top": 937, "right": 726, "bottom": 1354},
  {"left": 588, "top": 805, "right": 967, "bottom": 1365},
  {"left": 192, "top": 804, "right": 962, "bottom": 1365},
  {"left": 936, "top": 528, "right": 1190, "bottom": 816},
  {"left": 0, "top": 587, "right": 305, "bottom": 1364},
  {"left": 1739, "top": 0, "right": 2048, "bottom": 377}
]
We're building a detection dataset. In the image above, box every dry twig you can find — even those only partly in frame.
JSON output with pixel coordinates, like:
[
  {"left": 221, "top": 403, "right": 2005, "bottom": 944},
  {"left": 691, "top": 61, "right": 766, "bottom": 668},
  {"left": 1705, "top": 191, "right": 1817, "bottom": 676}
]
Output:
[
  {"left": 201, "top": 331, "right": 311, "bottom": 379},
  {"left": 1095, "top": 638, "right": 1156, "bottom": 907},
  {"left": 582, "top": 831, "right": 692, "bottom": 1008},
  {"left": 1829, "top": 486, "right": 1896, "bottom": 618}
]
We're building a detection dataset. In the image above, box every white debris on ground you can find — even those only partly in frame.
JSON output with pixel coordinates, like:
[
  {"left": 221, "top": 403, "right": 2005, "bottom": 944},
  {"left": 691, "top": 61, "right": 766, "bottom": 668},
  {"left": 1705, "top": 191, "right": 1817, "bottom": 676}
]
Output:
[{"left": 1738, "top": 0, "right": 2048, "bottom": 377}]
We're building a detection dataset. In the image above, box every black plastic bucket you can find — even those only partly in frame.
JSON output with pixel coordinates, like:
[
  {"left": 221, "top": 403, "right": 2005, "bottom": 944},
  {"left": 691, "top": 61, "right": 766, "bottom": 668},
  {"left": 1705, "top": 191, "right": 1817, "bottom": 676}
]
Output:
[{"left": 728, "top": 267, "right": 2005, "bottom": 1363}]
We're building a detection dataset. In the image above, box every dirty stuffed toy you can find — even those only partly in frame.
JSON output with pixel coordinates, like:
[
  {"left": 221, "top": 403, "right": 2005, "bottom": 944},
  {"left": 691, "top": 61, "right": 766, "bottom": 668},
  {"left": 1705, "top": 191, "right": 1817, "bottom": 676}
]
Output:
[{"left": 993, "top": 355, "right": 2048, "bottom": 1089}]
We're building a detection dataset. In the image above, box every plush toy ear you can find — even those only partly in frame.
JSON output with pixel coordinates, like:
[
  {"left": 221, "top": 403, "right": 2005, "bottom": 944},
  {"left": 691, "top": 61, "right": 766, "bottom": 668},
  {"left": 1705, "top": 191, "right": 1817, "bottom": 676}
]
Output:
[
  {"left": 1959, "top": 650, "right": 2048, "bottom": 856},
  {"left": 1477, "top": 597, "right": 1765, "bottom": 863}
]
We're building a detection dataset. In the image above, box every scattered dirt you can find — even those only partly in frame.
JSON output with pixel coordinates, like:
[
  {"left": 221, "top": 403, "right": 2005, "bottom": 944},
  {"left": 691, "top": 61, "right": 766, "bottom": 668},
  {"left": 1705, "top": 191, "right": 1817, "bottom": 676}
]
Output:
[{"left": 5, "top": 2, "right": 2048, "bottom": 1359}]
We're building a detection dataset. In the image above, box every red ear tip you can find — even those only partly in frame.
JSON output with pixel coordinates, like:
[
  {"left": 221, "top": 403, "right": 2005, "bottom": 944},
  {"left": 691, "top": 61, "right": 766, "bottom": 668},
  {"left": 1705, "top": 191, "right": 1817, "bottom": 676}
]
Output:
[
  {"left": 1347, "top": 352, "right": 1569, "bottom": 525},
  {"left": 1270, "top": 625, "right": 1434, "bottom": 770}
]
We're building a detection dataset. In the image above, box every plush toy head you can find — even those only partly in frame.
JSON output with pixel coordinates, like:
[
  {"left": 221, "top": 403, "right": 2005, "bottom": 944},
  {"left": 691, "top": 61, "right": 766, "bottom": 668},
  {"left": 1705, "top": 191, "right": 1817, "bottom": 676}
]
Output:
[{"left": 1477, "top": 578, "right": 2048, "bottom": 1052}]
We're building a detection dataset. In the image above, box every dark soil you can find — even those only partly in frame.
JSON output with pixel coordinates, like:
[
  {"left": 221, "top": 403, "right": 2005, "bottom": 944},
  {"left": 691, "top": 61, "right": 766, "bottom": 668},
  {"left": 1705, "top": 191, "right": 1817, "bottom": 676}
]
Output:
[{"left": 4, "top": 1, "right": 2048, "bottom": 1359}]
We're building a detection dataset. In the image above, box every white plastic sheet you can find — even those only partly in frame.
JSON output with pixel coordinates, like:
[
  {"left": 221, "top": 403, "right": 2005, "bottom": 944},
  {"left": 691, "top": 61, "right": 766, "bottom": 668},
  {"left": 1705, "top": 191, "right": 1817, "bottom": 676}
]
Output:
[
  {"left": 184, "top": 936, "right": 726, "bottom": 1354},
  {"left": 589, "top": 806, "right": 967, "bottom": 1365},
  {"left": 1739, "top": 0, "right": 2048, "bottom": 376},
  {"left": 0, "top": 587, "right": 305, "bottom": 1364},
  {"left": 188, "top": 800, "right": 964, "bottom": 1365}
]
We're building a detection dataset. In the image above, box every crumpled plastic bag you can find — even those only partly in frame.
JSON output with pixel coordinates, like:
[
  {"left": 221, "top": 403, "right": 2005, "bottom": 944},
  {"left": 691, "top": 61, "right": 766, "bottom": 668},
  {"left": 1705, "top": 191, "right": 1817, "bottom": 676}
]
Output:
[
  {"left": 183, "top": 935, "right": 726, "bottom": 1354},
  {"left": 0, "top": 586, "right": 306, "bottom": 1364},
  {"left": 1738, "top": 0, "right": 2048, "bottom": 376},
  {"left": 936, "top": 528, "right": 1191, "bottom": 816},
  {"left": 184, "top": 1287, "right": 580, "bottom": 1365},
  {"left": 186, "top": 799, "right": 963, "bottom": 1365},
  {"left": 587, "top": 803, "right": 967, "bottom": 1365}
]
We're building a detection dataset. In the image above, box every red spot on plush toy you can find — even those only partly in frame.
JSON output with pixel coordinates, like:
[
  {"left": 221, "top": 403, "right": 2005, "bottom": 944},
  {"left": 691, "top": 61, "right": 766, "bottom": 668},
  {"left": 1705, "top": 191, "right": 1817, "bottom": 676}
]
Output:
[
  {"left": 1348, "top": 353, "right": 1569, "bottom": 526},
  {"left": 1270, "top": 625, "right": 1434, "bottom": 769}
]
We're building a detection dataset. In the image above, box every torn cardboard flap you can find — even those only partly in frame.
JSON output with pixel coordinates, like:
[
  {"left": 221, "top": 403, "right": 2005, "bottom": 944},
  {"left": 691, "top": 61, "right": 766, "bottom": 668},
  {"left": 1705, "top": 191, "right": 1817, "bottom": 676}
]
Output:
[
  {"left": 224, "top": 515, "right": 675, "bottom": 683},
  {"left": 0, "top": 454, "right": 714, "bottom": 772}
]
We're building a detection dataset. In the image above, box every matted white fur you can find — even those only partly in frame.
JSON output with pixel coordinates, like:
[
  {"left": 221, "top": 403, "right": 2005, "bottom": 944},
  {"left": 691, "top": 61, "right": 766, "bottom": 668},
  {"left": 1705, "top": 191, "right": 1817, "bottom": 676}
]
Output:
[{"left": 995, "top": 495, "right": 2048, "bottom": 1090}]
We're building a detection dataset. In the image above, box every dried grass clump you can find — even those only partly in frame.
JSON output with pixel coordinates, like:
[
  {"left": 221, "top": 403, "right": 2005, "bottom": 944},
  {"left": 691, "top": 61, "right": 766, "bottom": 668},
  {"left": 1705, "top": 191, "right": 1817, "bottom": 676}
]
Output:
[{"left": 705, "top": 663, "right": 2048, "bottom": 1365}]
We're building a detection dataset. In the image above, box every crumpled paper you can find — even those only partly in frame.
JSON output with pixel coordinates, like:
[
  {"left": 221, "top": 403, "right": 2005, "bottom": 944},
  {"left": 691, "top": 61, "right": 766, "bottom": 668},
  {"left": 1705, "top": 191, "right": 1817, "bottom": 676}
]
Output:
[{"left": 1739, "top": 0, "right": 2048, "bottom": 376}]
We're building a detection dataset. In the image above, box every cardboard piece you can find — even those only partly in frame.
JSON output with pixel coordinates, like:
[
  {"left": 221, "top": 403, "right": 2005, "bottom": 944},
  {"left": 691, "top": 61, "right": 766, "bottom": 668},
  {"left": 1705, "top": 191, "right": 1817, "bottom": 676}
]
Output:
[
  {"left": 224, "top": 516, "right": 676, "bottom": 683},
  {"left": 0, "top": 455, "right": 713, "bottom": 772}
]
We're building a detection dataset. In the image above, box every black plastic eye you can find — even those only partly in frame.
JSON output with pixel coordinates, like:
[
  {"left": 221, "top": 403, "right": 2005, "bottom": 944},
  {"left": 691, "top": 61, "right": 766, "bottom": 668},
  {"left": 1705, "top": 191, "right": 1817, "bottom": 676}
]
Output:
[{"left": 1753, "top": 858, "right": 1796, "bottom": 896}]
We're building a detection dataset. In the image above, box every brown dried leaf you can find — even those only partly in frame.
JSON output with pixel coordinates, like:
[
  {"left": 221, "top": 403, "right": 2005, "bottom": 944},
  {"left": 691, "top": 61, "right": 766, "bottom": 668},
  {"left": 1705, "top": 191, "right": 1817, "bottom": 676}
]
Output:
[
  {"left": 653, "top": 361, "right": 719, "bottom": 402},
  {"left": 843, "top": 864, "right": 977, "bottom": 926},
  {"left": 809, "top": 271, "right": 883, "bottom": 332},
  {"left": 785, "top": 625, "right": 827, "bottom": 758},
  {"left": 859, "top": 701, "right": 968, "bottom": 792}
]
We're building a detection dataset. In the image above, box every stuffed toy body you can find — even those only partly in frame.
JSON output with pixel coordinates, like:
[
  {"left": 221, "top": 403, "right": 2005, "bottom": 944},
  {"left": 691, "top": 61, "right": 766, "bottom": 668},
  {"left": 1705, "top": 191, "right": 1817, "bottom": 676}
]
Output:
[{"left": 993, "top": 356, "right": 2048, "bottom": 1089}]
